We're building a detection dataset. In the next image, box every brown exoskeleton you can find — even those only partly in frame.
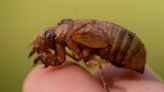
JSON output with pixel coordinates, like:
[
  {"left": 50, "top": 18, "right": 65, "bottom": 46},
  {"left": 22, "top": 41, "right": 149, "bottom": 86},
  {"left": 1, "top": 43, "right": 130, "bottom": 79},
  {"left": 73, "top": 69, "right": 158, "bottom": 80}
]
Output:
[{"left": 29, "top": 19, "right": 146, "bottom": 92}]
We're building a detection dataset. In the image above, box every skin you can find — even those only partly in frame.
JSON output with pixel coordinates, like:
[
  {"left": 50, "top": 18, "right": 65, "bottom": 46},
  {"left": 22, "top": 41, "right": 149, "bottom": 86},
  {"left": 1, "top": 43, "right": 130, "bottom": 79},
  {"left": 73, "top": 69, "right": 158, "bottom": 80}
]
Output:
[{"left": 23, "top": 61, "right": 164, "bottom": 92}]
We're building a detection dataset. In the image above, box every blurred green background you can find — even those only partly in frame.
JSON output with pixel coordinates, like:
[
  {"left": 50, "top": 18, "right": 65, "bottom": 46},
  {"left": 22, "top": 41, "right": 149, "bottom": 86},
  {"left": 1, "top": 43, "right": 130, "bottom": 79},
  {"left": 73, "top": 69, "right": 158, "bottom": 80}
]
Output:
[{"left": 0, "top": 0, "right": 164, "bottom": 92}]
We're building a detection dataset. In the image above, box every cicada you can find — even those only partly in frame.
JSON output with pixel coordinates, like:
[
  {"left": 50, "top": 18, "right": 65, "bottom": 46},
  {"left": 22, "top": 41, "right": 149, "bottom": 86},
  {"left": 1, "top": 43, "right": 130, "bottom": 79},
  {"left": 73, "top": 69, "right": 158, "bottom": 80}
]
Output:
[{"left": 29, "top": 19, "right": 146, "bottom": 92}]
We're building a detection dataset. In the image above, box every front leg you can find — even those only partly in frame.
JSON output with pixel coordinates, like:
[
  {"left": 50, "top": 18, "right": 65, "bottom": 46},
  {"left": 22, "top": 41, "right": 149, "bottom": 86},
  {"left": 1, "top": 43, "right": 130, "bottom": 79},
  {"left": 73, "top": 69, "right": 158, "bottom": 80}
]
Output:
[
  {"left": 33, "top": 52, "right": 63, "bottom": 68},
  {"left": 56, "top": 43, "right": 66, "bottom": 63}
]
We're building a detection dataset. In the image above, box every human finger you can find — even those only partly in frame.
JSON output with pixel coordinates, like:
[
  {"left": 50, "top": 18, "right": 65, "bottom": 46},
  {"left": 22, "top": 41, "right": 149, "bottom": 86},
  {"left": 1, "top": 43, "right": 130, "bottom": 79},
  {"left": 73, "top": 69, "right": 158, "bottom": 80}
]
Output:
[
  {"left": 94, "top": 63, "right": 164, "bottom": 92},
  {"left": 23, "top": 62, "right": 105, "bottom": 92}
]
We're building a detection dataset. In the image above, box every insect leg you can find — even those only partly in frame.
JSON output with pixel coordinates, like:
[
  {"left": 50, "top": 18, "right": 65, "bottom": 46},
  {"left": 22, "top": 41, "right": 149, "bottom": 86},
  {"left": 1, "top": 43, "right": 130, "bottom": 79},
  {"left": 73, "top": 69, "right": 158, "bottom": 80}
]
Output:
[
  {"left": 81, "top": 48, "right": 97, "bottom": 67},
  {"left": 56, "top": 43, "right": 66, "bottom": 63},
  {"left": 98, "top": 60, "right": 109, "bottom": 92},
  {"left": 80, "top": 47, "right": 109, "bottom": 91},
  {"left": 83, "top": 56, "right": 109, "bottom": 92},
  {"left": 36, "top": 52, "right": 62, "bottom": 67},
  {"left": 28, "top": 47, "right": 35, "bottom": 58},
  {"left": 33, "top": 55, "right": 42, "bottom": 67},
  {"left": 66, "top": 51, "right": 79, "bottom": 61},
  {"left": 66, "top": 39, "right": 83, "bottom": 60},
  {"left": 82, "top": 48, "right": 109, "bottom": 91}
]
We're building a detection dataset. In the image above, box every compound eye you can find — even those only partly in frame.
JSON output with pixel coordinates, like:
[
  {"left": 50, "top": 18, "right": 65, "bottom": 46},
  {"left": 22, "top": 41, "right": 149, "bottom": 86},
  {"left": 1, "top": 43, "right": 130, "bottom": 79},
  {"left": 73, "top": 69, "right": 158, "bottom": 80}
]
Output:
[{"left": 44, "top": 31, "right": 54, "bottom": 41}]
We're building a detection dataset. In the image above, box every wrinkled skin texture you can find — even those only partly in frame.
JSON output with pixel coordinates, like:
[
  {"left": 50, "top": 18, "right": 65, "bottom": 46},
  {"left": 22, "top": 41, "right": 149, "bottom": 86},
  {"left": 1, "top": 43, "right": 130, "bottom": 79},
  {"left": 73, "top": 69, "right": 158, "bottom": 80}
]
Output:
[{"left": 29, "top": 19, "right": 146, "bottom": 73}]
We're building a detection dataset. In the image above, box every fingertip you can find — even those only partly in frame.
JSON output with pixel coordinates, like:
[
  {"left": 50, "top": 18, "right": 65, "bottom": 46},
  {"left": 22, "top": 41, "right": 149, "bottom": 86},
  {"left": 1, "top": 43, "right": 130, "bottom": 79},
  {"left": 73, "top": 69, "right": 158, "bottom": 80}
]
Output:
[{"left": 23, "top": 62, "right": 104, "bottom": 92}]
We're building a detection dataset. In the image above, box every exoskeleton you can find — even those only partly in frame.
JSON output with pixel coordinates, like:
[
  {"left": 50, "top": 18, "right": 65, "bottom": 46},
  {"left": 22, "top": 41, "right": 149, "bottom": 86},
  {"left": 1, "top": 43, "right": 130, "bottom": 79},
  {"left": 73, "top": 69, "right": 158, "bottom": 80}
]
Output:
[{"left": 29, "top": 19, "right": 146, "bottom": 92}]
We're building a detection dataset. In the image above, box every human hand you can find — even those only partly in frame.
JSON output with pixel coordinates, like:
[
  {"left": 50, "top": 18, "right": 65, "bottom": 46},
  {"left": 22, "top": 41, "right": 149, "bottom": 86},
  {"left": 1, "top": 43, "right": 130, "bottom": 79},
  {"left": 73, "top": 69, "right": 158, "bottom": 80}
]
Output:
[{"left": 23, "top": 61, "right": 164, "bottom": 92}]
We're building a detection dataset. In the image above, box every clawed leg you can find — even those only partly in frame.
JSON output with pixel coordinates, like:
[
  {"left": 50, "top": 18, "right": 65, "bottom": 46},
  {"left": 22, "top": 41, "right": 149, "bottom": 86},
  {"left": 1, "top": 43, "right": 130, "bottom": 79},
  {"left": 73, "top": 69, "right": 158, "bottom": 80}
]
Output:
[
  {"left": 29, "top": 42, "right": 66, "bottom": 68},
  {"left": 28, "top": 47, "right": 36, "bottom": 58},
  {"left": 32, "top": 52, "right": 63, "bottom": 68},
  {"left": 33, "top": 55, "right": 42, "bottom": 66}
]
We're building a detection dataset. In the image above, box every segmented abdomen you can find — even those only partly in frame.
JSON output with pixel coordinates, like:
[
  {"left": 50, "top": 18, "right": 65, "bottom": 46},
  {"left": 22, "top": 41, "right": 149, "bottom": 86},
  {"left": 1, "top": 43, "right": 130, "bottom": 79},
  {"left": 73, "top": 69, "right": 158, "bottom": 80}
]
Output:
[{"left": 98, "top": 21, "right": 146, "bottom": 73}]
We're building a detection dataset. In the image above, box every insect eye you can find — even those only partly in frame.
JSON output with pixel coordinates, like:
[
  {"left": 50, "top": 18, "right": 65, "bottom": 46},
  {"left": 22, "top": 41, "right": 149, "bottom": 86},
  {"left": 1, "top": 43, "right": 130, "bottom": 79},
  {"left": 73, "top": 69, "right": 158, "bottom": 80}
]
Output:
[{"left": 44, "top": 31, "right": 54, "bottom": 41}]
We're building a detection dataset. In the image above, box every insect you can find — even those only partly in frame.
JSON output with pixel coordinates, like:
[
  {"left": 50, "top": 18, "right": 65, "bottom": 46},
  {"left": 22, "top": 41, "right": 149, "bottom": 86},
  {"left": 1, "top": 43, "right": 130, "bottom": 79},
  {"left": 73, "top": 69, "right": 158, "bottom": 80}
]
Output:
[{"left": 29, "top": 19, "right": 146, "bottom": 92}]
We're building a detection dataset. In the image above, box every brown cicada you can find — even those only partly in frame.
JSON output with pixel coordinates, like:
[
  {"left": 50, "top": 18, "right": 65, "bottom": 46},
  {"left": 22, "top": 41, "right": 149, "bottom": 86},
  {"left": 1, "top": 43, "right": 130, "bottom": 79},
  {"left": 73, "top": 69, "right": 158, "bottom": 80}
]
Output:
[{"left": 29, "top": 19, "right": 146, "bottom": 92}]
